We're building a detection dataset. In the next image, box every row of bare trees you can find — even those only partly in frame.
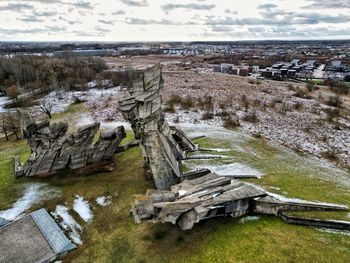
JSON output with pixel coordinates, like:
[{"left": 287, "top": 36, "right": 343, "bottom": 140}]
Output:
[{"left": 0, "top": 55, "right": 108, "bottom": 100}]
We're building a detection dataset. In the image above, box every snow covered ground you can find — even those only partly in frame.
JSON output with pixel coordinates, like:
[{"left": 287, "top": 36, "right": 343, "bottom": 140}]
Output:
[
  {"left": 29, "top": 86, "right": 128, "bottom": 121},
  {"left": 0, "top": 183, "right": 60, "bottom": 221},
  {"left": 187, "top": 162, "right": 263, "bottom": 178},
  {"left": 316, "top": 228, "right": 350, "bottom": 237},
  {"left": 0, "top": 96, "right": 11, "bottom": 113},
  {"left": 239, "top": 216, "right": 260, "bottom": 224},
  {"left": 53, "top": 205, "right": 83, "bottom": 245},
  {"left": 249, "top": 183, "right": 348, "bottom": 208},
  {"left": 96, "top": 196, "right": 113, "bottom": 207},
  {"left": 73, "top": 195, "right": 93, "bottom": 223},
  {"left": 51, "top": 194, "right": 114, "bottom": 245},
  {"left": 163, "top": 72, "right": 350, "bottom": 170}
]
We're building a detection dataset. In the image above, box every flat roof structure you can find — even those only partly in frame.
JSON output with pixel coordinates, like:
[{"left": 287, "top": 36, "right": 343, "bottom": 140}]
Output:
[{"left": 0, "top": 209, "right": 76, "bottom": 263}]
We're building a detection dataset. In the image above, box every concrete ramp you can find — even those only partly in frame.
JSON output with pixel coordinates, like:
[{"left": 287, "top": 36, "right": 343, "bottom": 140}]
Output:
[{"left": 0, "top": 209, "right": 76, "bottom": 263}]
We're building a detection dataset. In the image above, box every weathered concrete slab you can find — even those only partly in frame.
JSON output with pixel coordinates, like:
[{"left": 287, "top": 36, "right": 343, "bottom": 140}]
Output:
[
  {"left": 15, "top": 121, "right": 126, "bottom": 178},
  {"left": 131, "top": 172, "right": 349, "bottom": 230},
  {"left": 119, "top": 64, "right": 198, "bottom": 190}
]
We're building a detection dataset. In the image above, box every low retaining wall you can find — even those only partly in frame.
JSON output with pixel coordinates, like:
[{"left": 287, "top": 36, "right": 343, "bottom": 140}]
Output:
[{"left": 279, "top": 212, "right": 350, "bottom": 231}]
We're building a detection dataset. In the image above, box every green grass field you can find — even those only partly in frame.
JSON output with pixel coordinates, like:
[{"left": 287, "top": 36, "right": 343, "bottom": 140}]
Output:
[{"left": 0, "top": 107, "right": 350, "bottom": 263}]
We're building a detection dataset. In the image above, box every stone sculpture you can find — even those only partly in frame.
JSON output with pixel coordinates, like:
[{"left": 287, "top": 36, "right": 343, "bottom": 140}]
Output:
[
  {"left": 118, "top": 64, "right": 198, "bottom": 190},
  {"left": 131, "top": 172, "right": 349, "bottom": 230},
  {"left": 15, "top": 120, "right": 126, "bottom": 177},
  {"left": 121, "top": 64, "right": 349, "bottom": 231}
]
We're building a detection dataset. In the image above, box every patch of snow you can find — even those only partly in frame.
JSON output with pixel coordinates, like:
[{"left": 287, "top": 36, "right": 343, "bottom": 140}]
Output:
[
  {"left": 316, "top": 228, "right": 350, "bottom": 236},
  {"left": 73, "top": 114, "right": 132, "bottom": 131},
  {"left": 189, "top": 163, "right": 263, "bottom": 178},
  {"left": 96, "top": 196, "right": 112, "bottom": 207},
  {"left": 52, "top": 205, "right": 82, "bottom": 245},
  {"left": 0, "top": 183, "right": 60, "bottom": 221},
  {"left": 73, "top": 196, "right": 93, "bottom": 223},
  {"left": 201, "top": 148, "right": 231, "bottom": 152},
  {"left": 250, "top": 183, "right": 348, "bottom": 209},
  {"left": 178, "top": 190, "right": 187, "bottom": 197},
  {"left": 185, "top": 189, "right": 208, "bottom": 199},
  {"left": 0, "top": 96, "right": 11, "bottom": 113},
  {"left": 268, "top": 186, "right": 281, "bottom": 191},
  {"left": 268, "top": 192, "right": 347, "bottom": 208},
  {"left": 209, "top": 205, "right": 224, "bottom": 209},
  {"left": 177, "top": 122, "right": 252, "bottom": 142},
  {"left": 212, "top": 192, "right": 220, "bottom": 198},
  {"left": 87, "top": 79, "right": 113, "bottom": 88},
  {"left": 239, "top": 216, "right": 260, "bottom": 223},
  {"left": 189, "top": 154, "right": 231, "bottom": 159},
  {"left": 40, "top": 87, "right": 126, "bottom": 118},
  {"left": 74, "top": 113, "right": 95, "bottom": 126},
  {"left": 100, "top": 121, "right": 131, "bottom": 131}
]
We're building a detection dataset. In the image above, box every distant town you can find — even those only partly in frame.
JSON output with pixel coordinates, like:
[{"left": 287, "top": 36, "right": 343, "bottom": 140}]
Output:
[{"left": 1, "top": 40, "right": 349, "bottom": 83}]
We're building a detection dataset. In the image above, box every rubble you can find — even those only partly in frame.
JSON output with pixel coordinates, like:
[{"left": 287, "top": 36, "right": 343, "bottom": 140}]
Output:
[{"left": 15, "top": 119, "right": 126, "bottom": 177}]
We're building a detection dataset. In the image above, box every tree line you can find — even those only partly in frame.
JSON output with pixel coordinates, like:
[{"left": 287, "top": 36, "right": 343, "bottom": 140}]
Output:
[
  {"left": 0, "top": 55, "right": 107, "bottom": 141},
  {"left": 0, "top": 55, "right": 107, "bottom": 100}
]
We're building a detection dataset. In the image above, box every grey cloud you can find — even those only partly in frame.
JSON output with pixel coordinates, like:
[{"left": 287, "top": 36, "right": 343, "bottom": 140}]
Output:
[
  {"left": 98, "top": 19, "right": 115, "bottom": 25},
  {"left": 0, "top": 28, "right": 43, "bottom": 35},
  {"left": 31, "top": 0, "right": 94, "bottom": 9},
  {"left": 205, "top": 16, "right": 241, "bottom": 26},
  {"left": 125, "top": 17, "right": 182, "bottom": 25},
  {"left": 33, "top": 10, "right": 58, "bottom": 17},
  {"left": 112, "top": 10, "right": 126, "bottom": 15},
  {"left": 45, "top": 25, "right": 67, "bottom": 32},
  {"left": 120, "top": 0, "right": 148, "bottom": 7},
  {"left": 78, "top": 10, "right": 90, "bottom": 16},
  {"left": 162, "top": 3, "right": 215, "bottom": 11},
  {"left": 0, "top": 2, "right": 33, "bottom": 11},
  {"left": 59, "top": 16, "right": 82, "bottom": 25},
  {"left": 258, "top": 3, "right": 278, "bottom": 9},
  {"left": 95, "top": 25, "right": 111, "bottom": 33},
  {"left": 72, "top": 1, "right": 93, "bottom": 9},
  {"left": 265, "top": 26, "right": 350, "bottom": 38},
  {"left": 206, "top": 12, "right": 350, "bottom": 26},
  {"left": 303, "top": 0, "right": 350, "bottom": 9},
  {"left": 72, "top": 30, "right": 104, "bottom": 37},
  {"left": 225, "top": 9, "right": 238, "bottom": 15},
  {"left": 31, "top": 0, "right": 62, "bottom": 3},
  {"left": 0, "top": 25, "right": 66, "bottom": 35},
  {"left": 248, "top": 27, "right": 266, "bottom": 33},
  {"left": 210, "top": 25, "right": 233, "bottom": 32},
  {"left": 205, "top": 25, "right": 350, "bottom": 39},
  {"left": 17, "top": 15, "right": 44, "bottom": 23}
]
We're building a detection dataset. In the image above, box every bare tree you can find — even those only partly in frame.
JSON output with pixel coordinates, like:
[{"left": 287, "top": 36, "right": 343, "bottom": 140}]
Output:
[
  {"left": 39, "top": 99, "right": 53, "bottom": 118},
  {"left": 0, "top": 112, "right": 20, "bottom": 140},
  {"left": 0, "top": 113, "right": 9, "bottom": 141},
  {"left": 6, "top": 112, "right": 20, "bottom": 140},
  {"left": 6, "top": 83, "right": 20, "bottom": 105}
]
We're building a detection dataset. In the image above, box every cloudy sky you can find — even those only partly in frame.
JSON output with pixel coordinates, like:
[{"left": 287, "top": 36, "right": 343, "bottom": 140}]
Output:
[{"left": 0, "top": 0, "right": 349, "bottom": 41}]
